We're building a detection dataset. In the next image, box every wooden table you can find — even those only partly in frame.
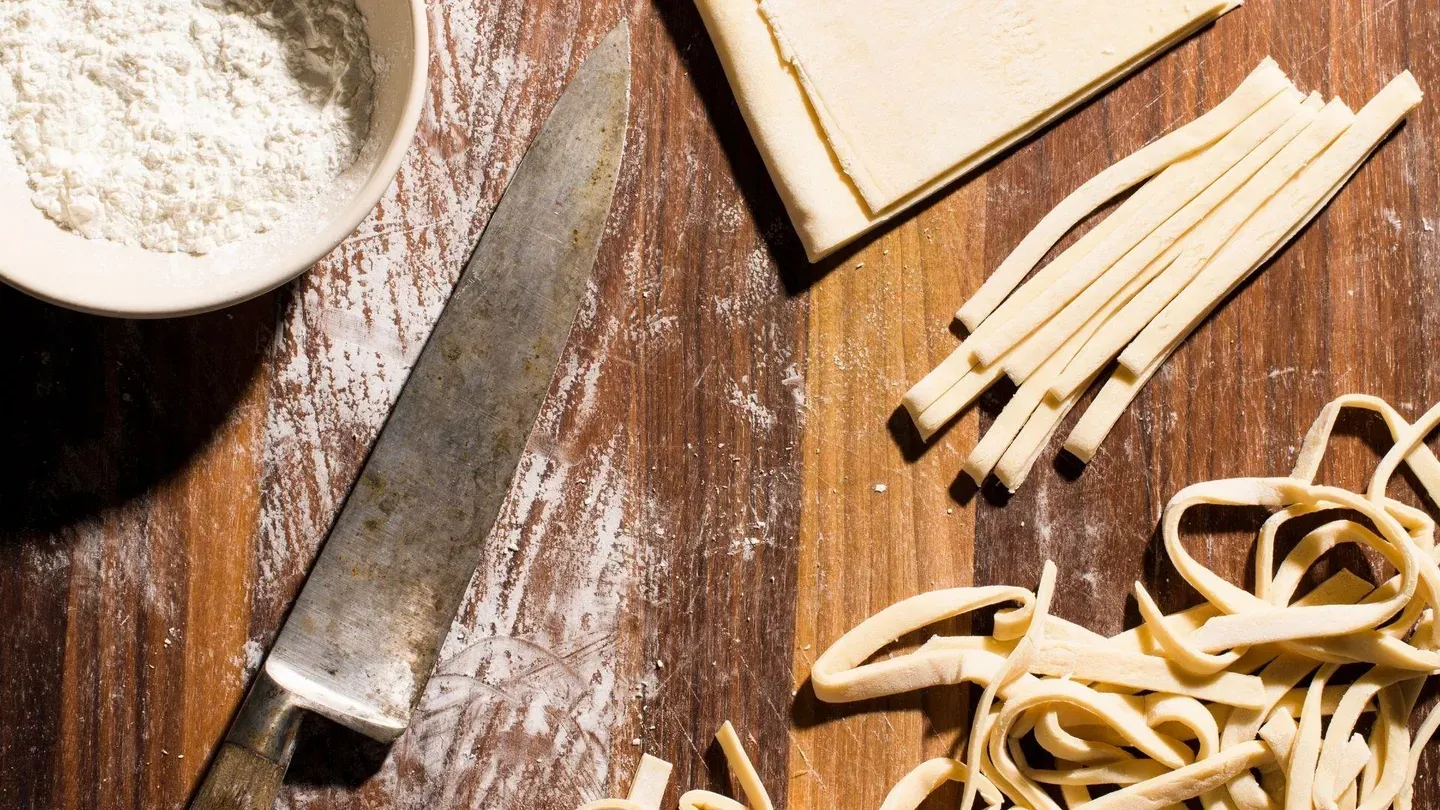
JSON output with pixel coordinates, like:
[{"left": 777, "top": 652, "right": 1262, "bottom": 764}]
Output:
[{"left": 4, "top": 0, "right": 1439, "bottom": 807}]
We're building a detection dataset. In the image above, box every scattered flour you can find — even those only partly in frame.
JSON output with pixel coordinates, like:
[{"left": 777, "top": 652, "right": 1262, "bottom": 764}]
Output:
[
  {"left": 726, "top": 380, "right": 777, "bottom": 431},
  {"left": 727, "top": 536, "right": 765, "bottom": 560},
  {"left": 1382, "top": 207, "right": 1402, "bottom": 232},
  {"left": 0, "top": 0, "right": 374, "bottom": 253}
]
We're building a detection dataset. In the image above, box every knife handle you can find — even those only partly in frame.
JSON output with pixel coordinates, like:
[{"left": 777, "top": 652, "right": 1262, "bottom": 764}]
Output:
[
  {"left": 189, "top": 742, "right": 293, "bottom": 810},
  {"left": 189, "top": 671, "right": 304, "bottom": 810}
]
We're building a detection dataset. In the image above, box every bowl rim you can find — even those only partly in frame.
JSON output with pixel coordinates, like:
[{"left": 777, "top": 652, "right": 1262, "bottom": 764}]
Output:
[{"left": 0, "top": 0, "right": 431, "bottom": 320}]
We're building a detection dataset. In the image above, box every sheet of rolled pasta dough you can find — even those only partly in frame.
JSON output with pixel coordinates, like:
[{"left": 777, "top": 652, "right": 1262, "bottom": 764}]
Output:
[
  {"left": 693, "top": 0, "right": 1241, "bottom": 260},
  {"left": 691, "top": 0, "right": 874, "bottom": 259},
  {"left": 758, "top": 0, "right": 1242, "bottom": 212}
]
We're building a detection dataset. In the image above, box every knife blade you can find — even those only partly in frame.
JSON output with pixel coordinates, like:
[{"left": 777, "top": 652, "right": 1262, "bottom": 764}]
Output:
[{"left": 189, "top": 21, "right": 630, "bottom": 810}]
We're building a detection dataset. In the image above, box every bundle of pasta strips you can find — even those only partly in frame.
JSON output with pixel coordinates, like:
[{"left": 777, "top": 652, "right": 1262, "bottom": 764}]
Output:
[
  {"left": 807, "top": 394, "right": 1440, "bottom": 810},
  {"left": 903, "top": 58, "right": 1423, "bottom": 492}
]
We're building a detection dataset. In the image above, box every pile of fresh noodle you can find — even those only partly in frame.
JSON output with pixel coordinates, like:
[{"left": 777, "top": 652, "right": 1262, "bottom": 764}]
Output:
[{"left": 579, "top": 394, "right": 1440, "bottom": 810}]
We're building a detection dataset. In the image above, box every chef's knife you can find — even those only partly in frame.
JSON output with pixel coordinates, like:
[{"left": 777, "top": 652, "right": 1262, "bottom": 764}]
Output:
[{"left": 189, "top": 21, "right": 630, "bottom": 810}]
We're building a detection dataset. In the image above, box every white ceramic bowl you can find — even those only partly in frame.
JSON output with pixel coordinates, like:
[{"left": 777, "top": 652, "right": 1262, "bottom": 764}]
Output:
[{"left": 0, "top": 0, "right": 429, "bottom": 318}]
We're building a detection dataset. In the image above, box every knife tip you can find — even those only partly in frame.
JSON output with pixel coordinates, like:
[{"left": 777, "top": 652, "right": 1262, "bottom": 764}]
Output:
[{"left": 600, "top": 18, "right": 631, "bottom": 63}]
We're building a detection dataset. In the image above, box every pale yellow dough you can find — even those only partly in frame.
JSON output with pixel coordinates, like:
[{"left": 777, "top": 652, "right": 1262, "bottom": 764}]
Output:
[
  {"left": 903, "top": 60, "right": 1306, "bottom": 444},
  {"left": 903, "top": 65, "right": 1422, "bottom": 486},
  {"left": 1118, "top": 72, "right": 1424, "bottom": 375},
  {"left": 690, "top": 0, "right": 872, "bottom": 259},
  {"left": 759, "top": 0, "right": 1240, "bottom": 213},
  {"left": 577, "top": 754, "right": 672, "bottom": 810},
  {"left": 692, "top": 0, "right": 1241, "bottom": 259},
  {"left": 1064, "top": 73, "right": 1421, "bottom": 464},
  {"left": 957, "top": 58, "right": 1290, "bottom": 331},
  {"left": 578, "top": 420, "right": 1440, "bottom": 810},
  {"left": 1016, "top": 90, "right": 1327, "bottom": 388},
  {"left": 970, "top": 86, "right": 1307, "bottom": 369},
  {"left": 1048, "top": 96, "right": 1354, "bottom": 401},
  {"left": 904, "top": 169, "right": 1175, "bottom": 424},
  {"left": 802, "top": 395, "right": 1440, "bottom": 810},
  {"left": 960, "top": 83, "right": 1316, "bottom": 485}
]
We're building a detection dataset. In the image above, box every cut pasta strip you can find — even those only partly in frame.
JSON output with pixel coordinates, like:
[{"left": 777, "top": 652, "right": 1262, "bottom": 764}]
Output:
[
  {"left": 1402, "top": 695, "right": 1440, "bottom": 805},
  {"left": 1085, "top": 740, "right": 1274, "bottom": 810},
  {"left": 1291, "top": 394, "right": 1440, "bottom": 495},
  {"left": 999, "top": 244, "right": 1187, "bottom": 387},
  {"left": 1284, "top": 663, "right": 1340, "bottom": 810},
  {"left": 1311, "top": 669, "right": 1406, "bottom": 808},
  {"left": 962, "top": 309, "right": 1111, "bottom": 483},
  {"left": 629, "top": 756, "right": 674, "bottom": 810},
  {"left": 1028, "top": 640, "right": 1266, "bottom": 707},
  {"left": 1118, "top": 72, "right": 1423, "bottom": 376},
  {"left": 879, "top": 758, "right": 1003, "bottom": 810},
  {"left": 989, "top": 88, "right": 1310, "bottom": 380},
  {"left": 905, "top": 65, "right": 1421, "bottom": 487},
  {"left": 679, "top": 722, "right": 773, "bottom": 810},
  {"left": 1047, "top": 96, "right": 1355, "bottom": 401},
  {"left": 1025, "top": 758, "right": 1170, "bottom": 787},
  {"left": 992, "top": 379, "right": 1092, "bottom": 492},
  {"left": 1063, "top": 361, "right": 1155, "bottom": 462},
  {"left": 961, "top": 562, "right": 1057, "bottom": 810},
  {"left": 904, "top": 174, "right": 1172, "bottom": 422},
  {"left": 1133, "top": 581, "right": 1245, "bottom": 675},
  {"left": 578, "top": 754, "right": 673, "bottom": 810},
  {"left": 970, "top": 87, "right": 1306, "bottom": 369},
  {"left": 1072, "top": 76, "right": 1421, "bottom": 463},
  {"left": 1025, "top": 88, "right": 1319, "bottom": 389},
  {"left": 989, "top": 678, "right": 1197, "bottom": 809},
  {"left": 810, "top": 585, "right": 1035, "bottom": 702},
  {"left": 905, "top": 62, "right": 1291, "bottom": 426},
  {"left": 1322, "top": 735, "right": 1374, "bottom": 810},
  {"left": 914, "top": 362, "right": 1006, "bottom": 441},
  {"left": 1259, "top": 708, "right": 1299, "bottom": 769},
  {"left": 1033, "top": 710, "right": 1134, "bottom": 762},
  {"left": 956, "top": 59, "right": 1293, "bottom": 331},
  {"left": 1162, "top": 480, "right": 1421, "bottom": 653},
  {"left": 577, "top": 724, "right": 772, "bottom": 810}
]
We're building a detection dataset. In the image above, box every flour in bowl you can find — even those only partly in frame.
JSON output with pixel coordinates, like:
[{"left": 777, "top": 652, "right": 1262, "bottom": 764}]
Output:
[{"left": 0, "top": 0, "right": 374, "bottom": 254}]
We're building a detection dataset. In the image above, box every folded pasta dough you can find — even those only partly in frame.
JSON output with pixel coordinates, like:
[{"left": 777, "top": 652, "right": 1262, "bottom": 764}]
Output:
[
  {"left": 690, "top": 0, "right": 874, "bottom": 259},
  {"left": 758, "top": 0, "right": 1240, "bottom": 212},
  {"left": 692, "top": 0, "right": 1240, "bottom": 259}
]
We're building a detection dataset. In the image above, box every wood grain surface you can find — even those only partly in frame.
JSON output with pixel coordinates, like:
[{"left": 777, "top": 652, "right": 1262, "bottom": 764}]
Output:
[{"left": 3, "top": 0, "right": 1439, "bottom": 808}]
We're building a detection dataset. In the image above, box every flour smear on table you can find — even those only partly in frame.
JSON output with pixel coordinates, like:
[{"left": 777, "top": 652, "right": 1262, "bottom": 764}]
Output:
[{"left": 0, "top": 0, "right": 374, "bottom": 254}]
